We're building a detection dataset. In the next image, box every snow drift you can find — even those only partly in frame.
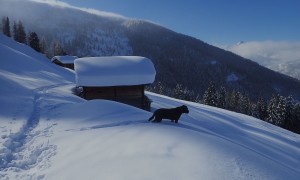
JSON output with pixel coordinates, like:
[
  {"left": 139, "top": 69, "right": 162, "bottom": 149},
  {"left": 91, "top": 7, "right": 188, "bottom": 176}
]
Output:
[{"left": 0, "top": 34, "right": 300, "bottom": 179}]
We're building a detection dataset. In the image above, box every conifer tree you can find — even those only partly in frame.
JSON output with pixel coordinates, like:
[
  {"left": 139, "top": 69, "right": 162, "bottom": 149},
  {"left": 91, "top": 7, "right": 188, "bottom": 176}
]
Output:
[
  {"left": 275, "top": 96, "right": 286, "bottom": 127},
  {"left": 227, "top": 90, "right": 240, "bottom": 111},
  {"left": 155, "top": 81, "right": 165, "bottom": 95},
  {"left": 217, "top": 86, "right": 226, "bottom": 108},
  {"left": 28, "top": 32, "right": 41, "bottom": 52},
  {"left": 203, "top": 82, "right": 217, "bottom": 107},
  {"left": 256, "top": 96, "right": 268, "bottom": 120},
  {"left": 15, "top": 20, "right": 26, "bottom": 44},
  {"left": 173, "top": 84, "right": 185, "bottom": 100},
  {"left": 40, "top": 37, "right": 48, "bottom": 55},
  {"left": 2, "top": 16, "right": 11, "bottom": 37},
  {"left": 13, "top": 21, "right": 17, "bottom": 41},
  {"left": 284, "top": 95, "right": 294, "bottom": 129},
  {"left": 52, "top": 41, "right": 66, "bottom": 56},
  {"left": 293, "top": 103, "right": 300, "bottom": 132},
  {"left": 241, "top": 96, "right": 251, "bottom": 115},
  {"left": 267, "top": 95, "right": 279, "bottom": 124}
]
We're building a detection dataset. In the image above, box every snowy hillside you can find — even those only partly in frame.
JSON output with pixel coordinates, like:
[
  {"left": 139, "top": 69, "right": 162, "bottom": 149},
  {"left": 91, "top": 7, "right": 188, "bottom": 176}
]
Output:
[
  {"left": 0, "top": 0, "right": 133, "bottom": 57},
  {"left": 3, "top": 0, "right": 300, "bottom": 101},
  {"left": 1, "top": 34, "right": 300, "bottom": 180}
]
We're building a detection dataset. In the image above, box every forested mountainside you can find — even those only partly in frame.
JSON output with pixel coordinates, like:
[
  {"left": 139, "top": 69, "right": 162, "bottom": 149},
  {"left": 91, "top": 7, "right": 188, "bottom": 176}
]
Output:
[
  {"left": 1, "top": 0, "right": 300, "bottom": 101},
  {"left": 124, "top": 20, "right": 300, "bottom": 99}
]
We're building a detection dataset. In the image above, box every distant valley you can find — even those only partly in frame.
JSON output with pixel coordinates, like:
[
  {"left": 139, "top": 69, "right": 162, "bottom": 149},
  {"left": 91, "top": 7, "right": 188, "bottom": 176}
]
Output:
[{"left": 223, "top": 41, "right": 300, "bottom": 80}]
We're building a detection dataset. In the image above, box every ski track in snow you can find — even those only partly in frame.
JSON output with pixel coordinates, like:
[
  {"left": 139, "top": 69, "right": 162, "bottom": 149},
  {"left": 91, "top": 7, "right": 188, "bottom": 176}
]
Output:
[
  {"left": 0, "top": 83, "right": 70, "bottom": 179},
  {"left": 65, "top": 120, "right": 148, "bottom": 132}
]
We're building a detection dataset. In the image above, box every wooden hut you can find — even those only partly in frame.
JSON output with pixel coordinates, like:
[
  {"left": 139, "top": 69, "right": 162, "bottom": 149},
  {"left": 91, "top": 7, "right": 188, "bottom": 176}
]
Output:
[
  {"left": 74, "top": 56, "right": 156, "bottom": 111},
  {"left": 51, "top": 55, "right": 78, "bottom": 70}
]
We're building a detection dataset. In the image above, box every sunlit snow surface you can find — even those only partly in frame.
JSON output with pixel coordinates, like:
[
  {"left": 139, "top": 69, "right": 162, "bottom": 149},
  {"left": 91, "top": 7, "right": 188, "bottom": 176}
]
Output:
[{"left": 1, "top": 34, "right": 300, "bottom": 179}]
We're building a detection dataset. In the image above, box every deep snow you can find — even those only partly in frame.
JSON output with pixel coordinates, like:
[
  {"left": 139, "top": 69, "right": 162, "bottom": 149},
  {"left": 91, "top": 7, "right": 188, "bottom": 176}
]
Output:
[
  {"left": 74, "top": 56, "right": 156, "bottom": 86},
  {"left": 0, "top": 34, "right": 300, "bottom": 180}
]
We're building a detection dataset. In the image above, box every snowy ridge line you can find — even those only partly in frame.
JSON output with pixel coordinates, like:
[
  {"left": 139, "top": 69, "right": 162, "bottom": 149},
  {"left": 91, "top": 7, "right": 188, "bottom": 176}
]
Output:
[{"left": 0, "top": 83, "right": 70, "bottom": 176}]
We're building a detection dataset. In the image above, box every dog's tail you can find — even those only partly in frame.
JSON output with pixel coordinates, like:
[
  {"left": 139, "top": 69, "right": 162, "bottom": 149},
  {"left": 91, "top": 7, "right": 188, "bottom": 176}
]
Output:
[{"left": 148, "top": 114, "right": 155, "bottom": 121}]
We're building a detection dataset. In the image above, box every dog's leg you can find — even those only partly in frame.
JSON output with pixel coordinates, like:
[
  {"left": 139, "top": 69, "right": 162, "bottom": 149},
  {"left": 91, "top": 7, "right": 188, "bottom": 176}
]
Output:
[
  {"left": 153, "top": 117, "right": 162, "bottom": 123},
  {"left": 148, "top": 114, "right": 155, "bottom": 121}
]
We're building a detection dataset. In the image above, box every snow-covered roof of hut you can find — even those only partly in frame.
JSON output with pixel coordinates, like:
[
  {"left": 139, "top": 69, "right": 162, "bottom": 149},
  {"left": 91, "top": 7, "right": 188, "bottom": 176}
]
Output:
[
  {"left": 51, "top": 55, "right": 78, "bottom": 64},
  {"left": 74, "top": 56, "right": 156, "bottom": 86}
]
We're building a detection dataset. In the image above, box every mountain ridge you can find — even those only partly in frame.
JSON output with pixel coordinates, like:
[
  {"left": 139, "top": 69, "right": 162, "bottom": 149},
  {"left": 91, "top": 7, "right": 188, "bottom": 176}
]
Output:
[{"left": 1, "top": 0, "right": 300, "bottom": 100}]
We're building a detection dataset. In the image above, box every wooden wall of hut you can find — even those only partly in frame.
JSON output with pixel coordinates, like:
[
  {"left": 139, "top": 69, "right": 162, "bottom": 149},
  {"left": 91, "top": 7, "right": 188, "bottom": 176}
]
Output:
[
  {"left": 82, "top": 85, "right": 151, "bottom": 111},
  {"left": 52, "top": 60, "right": 74, "bottom": 70},
  {"left": 64, "top": 64, "right": 74, "bottom": 70}
]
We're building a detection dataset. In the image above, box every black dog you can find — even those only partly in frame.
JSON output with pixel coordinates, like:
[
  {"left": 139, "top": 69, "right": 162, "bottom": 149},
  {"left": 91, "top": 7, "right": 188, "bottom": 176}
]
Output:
[{"left": 148, "top": 105, "right": 189, "bottom": 123}]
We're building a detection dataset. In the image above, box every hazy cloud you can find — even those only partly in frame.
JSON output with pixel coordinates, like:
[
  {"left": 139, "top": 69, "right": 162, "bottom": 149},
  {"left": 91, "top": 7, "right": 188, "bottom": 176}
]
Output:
[
  {"left": 28, "top": 0, "right": 126, "bottom": 19},
  {"left": 29, "top": 0, "right": 71, "bottom": 7},
  {"left": 220, "top": 41, "right": 300, "bottom": 66}
]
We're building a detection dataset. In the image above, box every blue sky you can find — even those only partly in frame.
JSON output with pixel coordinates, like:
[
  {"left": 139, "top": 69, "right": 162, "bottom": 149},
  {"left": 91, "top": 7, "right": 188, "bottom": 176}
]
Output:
[{"left": 61, "top": 0, "right": 300, "bottom": 45}]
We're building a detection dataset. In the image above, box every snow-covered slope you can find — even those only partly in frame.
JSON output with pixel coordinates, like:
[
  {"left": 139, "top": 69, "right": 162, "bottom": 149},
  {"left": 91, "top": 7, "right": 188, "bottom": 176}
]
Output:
[
  {"left": 0, "top": 34, "right": 300, "bottom": 179},
  {"left": 0, "top": 0, "right": 133, "bottom": 57}
]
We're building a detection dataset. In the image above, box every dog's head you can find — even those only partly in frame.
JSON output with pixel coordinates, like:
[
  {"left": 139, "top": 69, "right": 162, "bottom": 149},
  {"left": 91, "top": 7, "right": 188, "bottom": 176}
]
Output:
[{"left": 180, "top": 105, "right": 189, "bottom": 114}]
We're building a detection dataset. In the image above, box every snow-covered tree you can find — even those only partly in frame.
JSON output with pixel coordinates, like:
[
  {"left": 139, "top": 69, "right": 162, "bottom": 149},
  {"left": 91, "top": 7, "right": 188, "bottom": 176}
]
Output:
[
  {"left": 293, "top": 103, "right": 300, "bottom": 132},
  {"left": 284, "top": 95, "right": 294, "bottom": 129},
  {"left": 255, "top": 96, "right": 268, "bottom": 120},
  {"left": 173, "top": 84, "right": 185, "bottom": 100},
  {"left": 148, "top": 81, "right": 165, "bottom": 95},
  {"left": 155, "top": 81, "right": 165, "bottom": 95},
  {"left": 51, "top": 41, "right": 66, "bottom": 56},
  {"left": 275, "top": 96, "right": 286, "bottom": 127},
  {"left": 267, "top": 95, "right": 279, "bottom": 124},
  {"left": 240, "top": 95, "right": 251, "bottom": 115},
  {"left": 203, "top": 82, "right": 217, "bottom": 107},
  {"left": 226, "top": 90, "right": 240, "bottom": 111}
]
